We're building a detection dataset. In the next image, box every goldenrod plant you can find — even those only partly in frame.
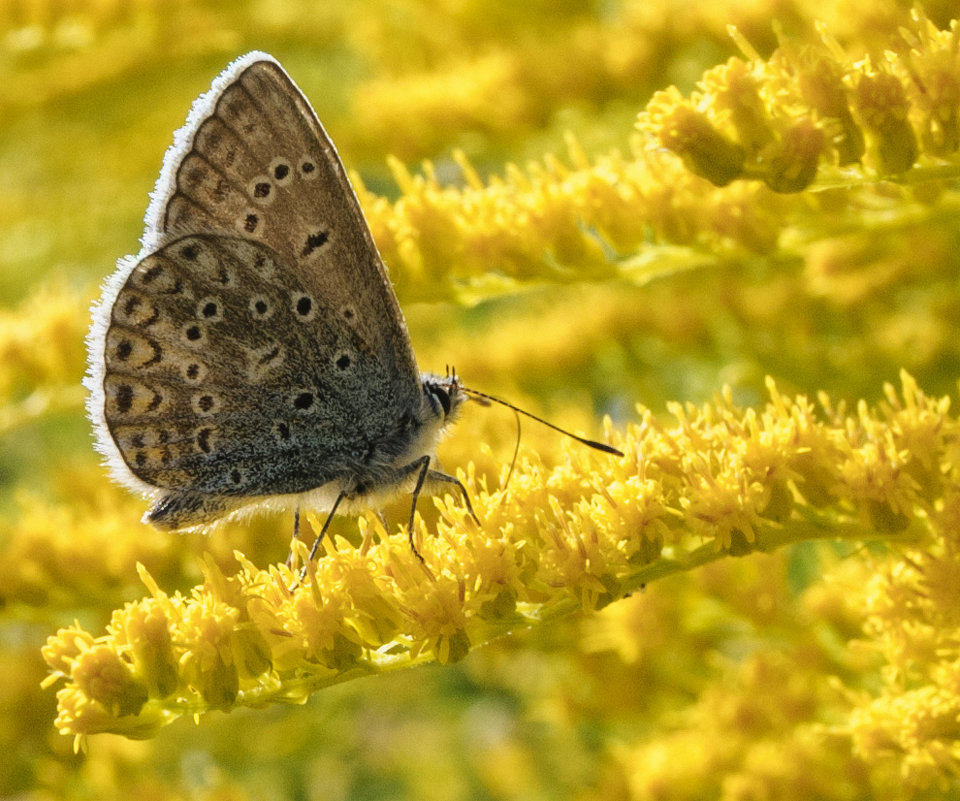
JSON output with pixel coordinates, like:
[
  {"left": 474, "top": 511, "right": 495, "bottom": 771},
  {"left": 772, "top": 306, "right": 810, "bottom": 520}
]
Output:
[{"left": 3, "top": 1, "right": 960, "bottom": 799}]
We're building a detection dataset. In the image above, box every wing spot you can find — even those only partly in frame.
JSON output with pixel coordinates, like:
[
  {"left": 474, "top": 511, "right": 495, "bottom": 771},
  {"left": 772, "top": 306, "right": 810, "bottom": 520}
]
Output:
[
  {"left": 293, "top": 392, "right": 314, "bottom": 411},
  {"left": 123, "top": 295, "right": 141, "bottom": 316},
  {"left": 142, "top": 341, "right": 163, "bottom": 367},
  {"left": 242, "top": 212, "right": 259, "bottom": 233},
  {"left": 301, "top": 229, "right": 329, "bottom": 257},
  {"left": 115, "top": 383, "right": 133, "bottom": 414},
  {"left": 298, "top": 158, "right": 317, "bottom": 180},
  {"left": 291, "top": 293, "right": 316, "bottom": 321},
  {"left": 184, "top": 362, "right": 205, "bottom": 382},
  {"left": 258, "top": 343, "right": 282, "bottom": 366},
  {"left": 141, "top": 264, "right": 164, "bottom": 284},
  {"left": 275, "top": 422, "right": 291, "bottom": 441},
  {"left": 197, "top": 297, "right": 222, "bottom": 321},
  {"left": 250, "top": 296, "right": 273, "bottom": 319},
  {"left": 183, "top": 323, "right": 205, "bottom": 344},
  {"left": 180, "top": 242, "right": 201, "bottom": 261},
  {"left": 192, "top": 393, "right": 219, "bottom": 415},
  {"left": 196, "top": 427, "right": 214, "bottom": 454},
  {"left": 335, "top": 352, "right": 351, "bottom": 371}
]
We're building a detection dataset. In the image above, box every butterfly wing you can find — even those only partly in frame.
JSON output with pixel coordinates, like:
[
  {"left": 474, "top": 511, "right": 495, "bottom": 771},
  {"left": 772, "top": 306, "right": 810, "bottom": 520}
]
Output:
[
  {"left": 88, "top": 53, "right": 427, "bottom": 527},
  {"left": 147, "top": 53, "right": 419, "bottom": 390}
]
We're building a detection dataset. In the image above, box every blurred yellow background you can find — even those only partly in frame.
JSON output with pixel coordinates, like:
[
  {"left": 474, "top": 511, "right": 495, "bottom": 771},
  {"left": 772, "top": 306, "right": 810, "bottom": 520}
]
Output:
[{"left": 3, "top": 1, "right": 960, "bottom": 799}]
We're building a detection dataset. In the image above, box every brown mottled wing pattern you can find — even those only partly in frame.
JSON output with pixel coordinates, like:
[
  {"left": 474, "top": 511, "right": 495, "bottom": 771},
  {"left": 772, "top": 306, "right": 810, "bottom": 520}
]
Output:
[{"left": 91, "top": 54, "right": 425, "bottom": 512}]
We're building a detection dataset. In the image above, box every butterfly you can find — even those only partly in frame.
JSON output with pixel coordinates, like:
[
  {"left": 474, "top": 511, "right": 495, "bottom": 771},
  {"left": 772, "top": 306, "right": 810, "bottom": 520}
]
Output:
[{"left": 86, "top": 52, "right": 621, "bottom": 564}]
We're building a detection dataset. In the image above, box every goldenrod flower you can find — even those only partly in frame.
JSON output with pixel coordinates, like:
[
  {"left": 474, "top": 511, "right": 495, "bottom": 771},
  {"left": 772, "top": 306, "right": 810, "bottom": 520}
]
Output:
[
  {"left": 2, "top": 3, "right": 960, "bottom": 799},
  {"left": 41, "top": 372, "right": 959, "bottom": 749}
]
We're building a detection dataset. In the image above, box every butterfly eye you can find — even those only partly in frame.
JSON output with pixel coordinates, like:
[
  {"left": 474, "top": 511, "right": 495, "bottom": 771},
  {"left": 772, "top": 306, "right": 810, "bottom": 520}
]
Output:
[{"left": 430, "top": 385, "right": 452, "bottom": 416}]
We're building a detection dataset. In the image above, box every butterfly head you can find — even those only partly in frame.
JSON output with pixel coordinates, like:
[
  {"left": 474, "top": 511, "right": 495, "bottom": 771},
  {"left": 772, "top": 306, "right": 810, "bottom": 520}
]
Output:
[{"left": 420, "top": 369, "right": 469, "bottom": 427}]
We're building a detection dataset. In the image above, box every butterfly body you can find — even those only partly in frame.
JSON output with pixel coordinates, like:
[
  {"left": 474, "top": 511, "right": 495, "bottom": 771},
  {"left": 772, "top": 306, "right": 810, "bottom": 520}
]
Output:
[{"left": 86, "top": 52, "right": 465, "bottom": 530}]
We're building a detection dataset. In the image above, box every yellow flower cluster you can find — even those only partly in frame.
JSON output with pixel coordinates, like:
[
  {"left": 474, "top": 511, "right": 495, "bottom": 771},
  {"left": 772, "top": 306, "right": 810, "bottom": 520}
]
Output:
[
  {"left": 642, "top": 13, "right": 960, "bottom": 189},
  {"left": 2, "top": 2, "right": 960, "bottom": 798},
  {"left": 43, "top": 372, "right": 958, "bottom": 744}
]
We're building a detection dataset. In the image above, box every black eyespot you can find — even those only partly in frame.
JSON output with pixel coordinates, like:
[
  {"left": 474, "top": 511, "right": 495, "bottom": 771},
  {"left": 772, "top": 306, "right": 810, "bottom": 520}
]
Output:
[
  {"left": 198, "top": 395, "right": 215, "bottom": 412},
  {"left": 296, "top": 295, "right": 313, "bottom": 316},
  {"left": 115, "top": 340, "right": 132, "bottom": 361},
  {"left": 230, "top": 468, "right": 242, "bottom": 484},
  {"left": 180, "top": 243, "right": 201, "bottom": 261},
  {"left": 274, "top": 163, "right": 290, "bottom": 180},
  {"left": 142, "top": 264, "right": 164, "bottom": 283},
  {"left": 115, "top": 383, "right": 133, "bottom": 414},
  {"left": 253, "top": 182, "right": 271, "bottom": 198},
  {"left": 301, "top": 160, "right": 315, "bottom": 174},
  {"left": 201, "top": 301, "right": 218, "bottom": 318},
  {"left": 244, "top": 213, "right": 258, "bottom": 232},
  {"left": 258, "top": 344, "right": 281, "bottom": 366},
  {"left": 302, "top": 230, "right": 328, "bottom": 257},
  {"left": 185, "top": 325, "right": 202, "bottom": 341},
  {"left": 276, "top": 422, "right": 291, "bottom": 441},
  {"left": 186, "top": 363, "right": 201, "bottom": 380},
  {"left": 197, "top": 427, "right": 213, "bottom": 453},
  {"left": 251, "top": 297, "right": 270, "bottom": 318},
  {"left": 293, "top": 392, "right": 314, "bottom": 410},
  {"left": 130, "top": 434, "right": 145, "bottom": 448},
  {"left": 336, "top": 354, "right": 351, "bottom": 370}
]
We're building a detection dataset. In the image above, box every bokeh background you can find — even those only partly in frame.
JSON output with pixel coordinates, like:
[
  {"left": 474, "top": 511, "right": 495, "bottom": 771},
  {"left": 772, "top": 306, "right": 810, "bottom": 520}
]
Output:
[{"left": 3, "top": 1, "right": 960, "bottom": 799}]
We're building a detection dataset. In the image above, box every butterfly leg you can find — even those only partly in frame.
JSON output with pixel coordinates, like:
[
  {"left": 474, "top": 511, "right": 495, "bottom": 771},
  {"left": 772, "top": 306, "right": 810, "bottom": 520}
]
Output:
[
  {"left": 404, "top": 456, "right": 432, "bottom": 563},
  {"left": 290, "top": 491, "right": 347, "bottom": 589},
  {"left": 284, "top": 507, "right": 301, "bottom": 570},
  {"left": 403, "top": 457, "right": 481, "bottom": 563},
  {"left": 426, "top": 469, "right": 480, "bottom": 527}
]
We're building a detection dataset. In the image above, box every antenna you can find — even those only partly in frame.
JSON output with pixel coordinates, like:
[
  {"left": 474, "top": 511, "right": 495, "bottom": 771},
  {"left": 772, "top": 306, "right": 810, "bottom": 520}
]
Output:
[{"left": 460, "top": 385, "right": 624, "bottom": 457}]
